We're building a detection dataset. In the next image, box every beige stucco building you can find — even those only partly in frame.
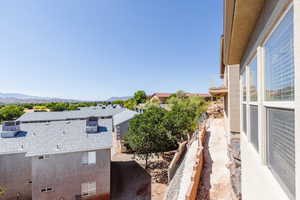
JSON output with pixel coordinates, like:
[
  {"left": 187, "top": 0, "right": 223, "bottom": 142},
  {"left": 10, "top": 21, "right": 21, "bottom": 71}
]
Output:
[{"left": 214, "top": 0, "right": 300, "bottom": 199}]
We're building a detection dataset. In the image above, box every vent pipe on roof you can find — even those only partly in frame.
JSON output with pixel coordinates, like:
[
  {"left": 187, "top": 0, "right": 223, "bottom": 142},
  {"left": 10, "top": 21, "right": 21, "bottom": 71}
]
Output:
[{"left": 56, "top": 144, "right": 62, "bottom": 150}]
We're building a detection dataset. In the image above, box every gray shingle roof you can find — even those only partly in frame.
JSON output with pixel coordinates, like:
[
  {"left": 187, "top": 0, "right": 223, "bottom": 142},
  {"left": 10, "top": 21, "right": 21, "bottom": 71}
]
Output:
[
  {"left": 0, "top": 119, "right": 112, "bottom": 156},
  {"left": 17, "top": 107, "right": 125, "bottom": 123},
  {"left": 113, "top": 110, "right": 138, "bottom": 126}
]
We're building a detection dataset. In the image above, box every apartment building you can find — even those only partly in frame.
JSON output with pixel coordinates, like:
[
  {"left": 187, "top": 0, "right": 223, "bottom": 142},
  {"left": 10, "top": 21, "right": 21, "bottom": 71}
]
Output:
[
  {"left": 217, "top": 0, "right": 300, "bottom": 199},
  {"left": 112, "top": 110, "right": 137, "bottom": 153},
  {"left": 0, "top": 109, "right": 118, "bottom": 200}
]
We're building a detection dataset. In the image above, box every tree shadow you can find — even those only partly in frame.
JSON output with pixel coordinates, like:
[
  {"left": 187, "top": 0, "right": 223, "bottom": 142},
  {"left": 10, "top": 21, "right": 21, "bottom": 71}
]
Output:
[
  {"left": 197, "top": 131, "right": 213, "bottom": 200},
  {"left": 111, "top": 160, "right": 151, "bottom": 200}
]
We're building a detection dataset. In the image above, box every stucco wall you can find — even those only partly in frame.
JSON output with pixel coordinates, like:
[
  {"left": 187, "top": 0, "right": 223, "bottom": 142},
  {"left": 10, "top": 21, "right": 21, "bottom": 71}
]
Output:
[
  {"left": 118, "top": 121, "right": 129, "bottom": 139},
  {"left": 0, "top": 153, "right": 32, "bottom": 200},
  {"left": 228, "top": 64, "right": 240, "bottom": 133},
  {"left": 113, "top": 121, "right": 130, "bottom": 154},
  {"left": 241, "top": 134, "right": 289, "bottom": 200},
  {"left": 31, "top": 149, "right": 111, "bottom": 200}
]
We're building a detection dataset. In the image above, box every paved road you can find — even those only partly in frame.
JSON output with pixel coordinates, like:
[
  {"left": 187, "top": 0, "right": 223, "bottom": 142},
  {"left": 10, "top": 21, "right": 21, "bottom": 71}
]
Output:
[{"left": 111, "top": 161, "right": 151, "bottom": 200}]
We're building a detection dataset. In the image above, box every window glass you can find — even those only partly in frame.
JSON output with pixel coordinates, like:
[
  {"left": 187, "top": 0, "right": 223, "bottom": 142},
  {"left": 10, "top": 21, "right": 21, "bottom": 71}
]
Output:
[
  {"left": 267, "top": 108, "right": 295, "bottom": 199},
  {"left": 265, "top": 9, "right": 294, "bottom": 101},
  {"left": 249, "top": 57, "right": 258, "bottom": 101},
  {"left": 81, "top": 152, "right": 88, "bottom": 164},
  {"left": 243, "top": 104, "right": 247, "bottom": 134},
  {"left": 250, "top": 105, "right": 258, "bottom": 151},
  {"left": 88, "top": 151, "right": 96, "bottom": 164},
  {"left": 242, "top": 71, "right": 247, "bottom": 101}
]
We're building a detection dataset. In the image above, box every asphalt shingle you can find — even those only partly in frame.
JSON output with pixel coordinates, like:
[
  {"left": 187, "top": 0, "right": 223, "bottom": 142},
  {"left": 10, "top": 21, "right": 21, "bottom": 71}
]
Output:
[{"left": 0, "top": 119, "right": 113, "bottom": 156}]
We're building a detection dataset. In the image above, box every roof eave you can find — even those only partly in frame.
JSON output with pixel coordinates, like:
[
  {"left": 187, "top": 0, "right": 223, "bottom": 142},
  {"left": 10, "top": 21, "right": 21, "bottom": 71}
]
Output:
[{"left": 224, "top": 0, "right": 265, "bottom": 65}]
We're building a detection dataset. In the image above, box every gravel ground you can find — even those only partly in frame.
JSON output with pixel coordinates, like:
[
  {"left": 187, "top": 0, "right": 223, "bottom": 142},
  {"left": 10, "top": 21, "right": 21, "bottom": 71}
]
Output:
[{"left": 197, "top": 118, "right": 234, "bottom": 200}]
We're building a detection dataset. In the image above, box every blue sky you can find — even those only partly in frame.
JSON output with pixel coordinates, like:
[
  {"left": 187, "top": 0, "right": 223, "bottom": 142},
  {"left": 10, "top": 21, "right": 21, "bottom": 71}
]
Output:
[{"left": 0, "top": 0, "right": 223, "bottom": 100}]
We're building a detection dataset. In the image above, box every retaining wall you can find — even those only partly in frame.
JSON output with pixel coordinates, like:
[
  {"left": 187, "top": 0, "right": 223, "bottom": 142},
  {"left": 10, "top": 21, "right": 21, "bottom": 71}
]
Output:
[
  {"left": 185, "top": 127, "right": 206, "bottom": 200},
  {"left": 168, "top": 141, "right": 188, "bottom": 182}
]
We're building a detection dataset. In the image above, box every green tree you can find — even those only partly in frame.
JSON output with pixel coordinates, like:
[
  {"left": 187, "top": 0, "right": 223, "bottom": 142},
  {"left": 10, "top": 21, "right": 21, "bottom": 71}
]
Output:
[
  {"left": 165, "top": 95, "right": 208, "bottom": 141},
  {"left": 46, "top": 103, "right": 68, "bottom": 111},
  {"left": 125, "top": 106, "right": 177, "bottom": 168},
  {"left": 124, "top": 99, "right": 137, "bottom": 110},
  {"left": 175, "top": 90, "right": 186, "bottom": 99},
  {"left": 134, "top": 90, "right": 147, "bottom": 104},
  {"left": 0, "top": 105, "right": 24, "bottom": 122},
  {"left": 67, "top": 104, "right": 80, "bottom": 110},
  {"left": 23, "top": 103, "right": 34, "bottom": 109},
  {"left": 164, "top": 103, "right": 195, "bottom": 141}
]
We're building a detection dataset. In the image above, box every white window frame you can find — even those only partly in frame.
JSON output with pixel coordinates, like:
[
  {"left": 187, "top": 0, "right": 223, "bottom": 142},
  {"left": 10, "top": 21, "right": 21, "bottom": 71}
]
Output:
[
  {"left": 88, "top": 151, "right": 96, "bottom": 164},
  {"left": 261, "top": 4, "right": 295, "bottom": 109},
  {"left": 248, "top": 55, "right": 258, "bottom": 105},
  {"left": 239, "top": 4, "right": 295, "bottom": 200},
  {"left": 240, "top": 67, "right": 247, "bottom": 138},
  {"left": 82, "top": 151, "right": 96, "bottom": 165},
  {"left": 260, "top": 3, "right": 295, "bottom": 164},
  {"left": 240, "top": 3, "right": 295, "bottom": 162},
  {"left": 261, "top": 5, "right": 295, "bottom": 199}
]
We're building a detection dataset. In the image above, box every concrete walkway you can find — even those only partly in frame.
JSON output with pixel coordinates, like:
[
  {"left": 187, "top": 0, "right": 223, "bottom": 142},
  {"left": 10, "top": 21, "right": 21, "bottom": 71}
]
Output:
[
  {"left": 197, "top": 118, "right": 234, "bottom": 200},
  {"left": 165, "top": 139, "right": 199, "bottom": 200}
]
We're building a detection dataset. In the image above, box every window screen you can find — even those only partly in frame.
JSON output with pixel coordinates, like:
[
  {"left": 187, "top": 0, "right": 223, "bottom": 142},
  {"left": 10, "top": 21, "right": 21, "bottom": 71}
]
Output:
[
  {"left": 250, "top": 105, "right": 258, "bottom": 151},
  {"left": 265, "top": 9, "right": 294, "bottom": 101},
  {"left": 249, "top": 57, "right": 258, "bottom": 101},
  {"left": 243, "top": 104, "right": 247, "bottom": 134},
  {"left": 267, "top": 108, "right": 295, "bottom": 199}
]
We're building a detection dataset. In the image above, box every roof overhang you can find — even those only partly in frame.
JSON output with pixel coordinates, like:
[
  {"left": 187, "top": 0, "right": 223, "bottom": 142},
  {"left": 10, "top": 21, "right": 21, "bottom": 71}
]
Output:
[
  {"left": 223, "top": 0, "right": 265, "bottom": 65},
  {"left": 209, "top": 87, "right": 228, "bottom": 97}
]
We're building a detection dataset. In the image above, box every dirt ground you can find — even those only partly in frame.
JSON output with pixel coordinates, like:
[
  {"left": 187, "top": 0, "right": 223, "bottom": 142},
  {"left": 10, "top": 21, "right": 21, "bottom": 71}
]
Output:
[
  {"left": 197, "top": 119, "right": 234, "bottom": 200},
  {"left": 111, "top": 152, "right": 175, "bottom": 200}
]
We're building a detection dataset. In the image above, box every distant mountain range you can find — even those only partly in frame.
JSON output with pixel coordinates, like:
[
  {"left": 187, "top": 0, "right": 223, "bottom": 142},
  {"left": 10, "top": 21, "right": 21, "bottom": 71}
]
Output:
[
  {"left": 0, "top": 93, "right": 83, "bottom": 104},
  {"left": 106, "top": 96, "right": 132, "bottom": 102},
  {"left": 0, "top": 92, "right": 134, "bottom": 104}
]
